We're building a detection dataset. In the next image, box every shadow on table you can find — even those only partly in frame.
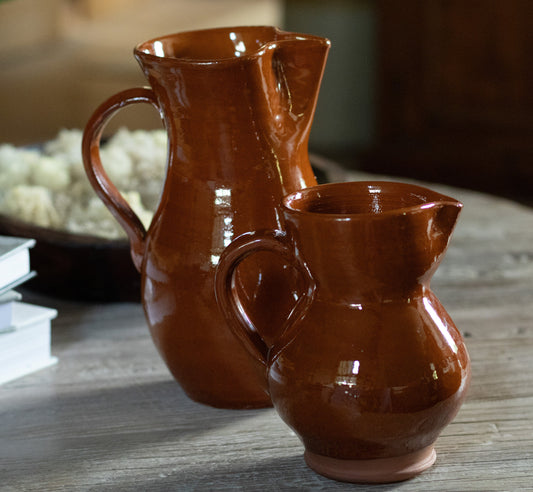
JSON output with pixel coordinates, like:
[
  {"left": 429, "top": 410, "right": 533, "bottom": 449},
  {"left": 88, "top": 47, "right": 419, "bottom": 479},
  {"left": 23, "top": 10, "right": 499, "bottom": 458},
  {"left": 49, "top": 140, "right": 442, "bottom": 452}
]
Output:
[
  {"left": 137, "top": 453, "right": 408, "bottom": 492},
  {"left": 0, "top": 379, "right": 273, "bottom": 480}
]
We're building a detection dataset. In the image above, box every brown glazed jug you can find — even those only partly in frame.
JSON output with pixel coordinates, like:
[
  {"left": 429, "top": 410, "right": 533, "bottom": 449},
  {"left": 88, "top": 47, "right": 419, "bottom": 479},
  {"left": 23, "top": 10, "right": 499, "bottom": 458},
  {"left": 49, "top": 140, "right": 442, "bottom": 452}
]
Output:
[
  {"left": 215, "top": 181, "right": 471, "bottom": 482},
  {"left": 82, "top": 27, "right": 330, "bottom": 408}
]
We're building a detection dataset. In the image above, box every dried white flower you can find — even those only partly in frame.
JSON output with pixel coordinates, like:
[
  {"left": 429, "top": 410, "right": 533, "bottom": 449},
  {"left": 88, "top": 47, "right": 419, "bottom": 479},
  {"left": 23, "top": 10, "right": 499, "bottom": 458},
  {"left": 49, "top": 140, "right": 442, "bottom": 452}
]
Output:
[{"left": 0, "top": 128, "right": 166, "bottom": 239}]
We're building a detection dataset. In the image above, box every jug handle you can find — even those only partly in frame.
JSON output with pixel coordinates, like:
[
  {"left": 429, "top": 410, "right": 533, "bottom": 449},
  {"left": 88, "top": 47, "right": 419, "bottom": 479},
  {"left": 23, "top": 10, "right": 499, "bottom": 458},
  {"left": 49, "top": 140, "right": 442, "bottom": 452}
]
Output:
[
  {"left": 82, "top": 87, "right": 161, "bottom": 272},
  {"left": 215, "top": 230, "right": 316, "bottom": 367}
]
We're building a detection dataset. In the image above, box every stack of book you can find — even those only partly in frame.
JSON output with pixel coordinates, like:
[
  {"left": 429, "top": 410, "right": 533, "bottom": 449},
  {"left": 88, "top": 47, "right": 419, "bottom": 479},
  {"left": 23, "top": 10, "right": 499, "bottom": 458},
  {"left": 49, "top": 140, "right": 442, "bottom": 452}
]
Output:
[{"left": 0, "top": 235, "right": 57, "bottom": 385}]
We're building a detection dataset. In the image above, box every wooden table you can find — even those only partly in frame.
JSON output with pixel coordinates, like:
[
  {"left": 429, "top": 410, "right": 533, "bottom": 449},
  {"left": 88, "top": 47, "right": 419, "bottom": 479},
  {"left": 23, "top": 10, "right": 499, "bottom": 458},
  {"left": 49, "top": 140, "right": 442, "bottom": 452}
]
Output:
[{"left": 1, "top": 168, "right": 532, "bottom": 491}]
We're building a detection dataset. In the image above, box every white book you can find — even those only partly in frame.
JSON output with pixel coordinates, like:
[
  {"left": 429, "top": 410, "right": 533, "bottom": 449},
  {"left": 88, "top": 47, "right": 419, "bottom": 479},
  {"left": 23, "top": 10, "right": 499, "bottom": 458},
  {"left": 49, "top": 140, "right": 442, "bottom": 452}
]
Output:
[
  {"left": 0, "top": 236, "right": 35, "bottom": 292},
  {"left": 0, "top": 290, "right": 23, "bottom": 333},
  {"left": 0, "top": 349, "right": 57, "bottom": 386},
  {"left": 0, "top": 302, "right": 58, "bottom": 385}
]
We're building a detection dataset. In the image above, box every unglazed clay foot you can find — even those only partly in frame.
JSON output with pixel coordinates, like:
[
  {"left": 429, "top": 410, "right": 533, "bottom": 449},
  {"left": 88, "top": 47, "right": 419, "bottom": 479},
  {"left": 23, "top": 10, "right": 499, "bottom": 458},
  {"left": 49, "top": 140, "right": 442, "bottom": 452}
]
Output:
[{"left": 304, "top": 446, "right": 437, "bottom": 484}]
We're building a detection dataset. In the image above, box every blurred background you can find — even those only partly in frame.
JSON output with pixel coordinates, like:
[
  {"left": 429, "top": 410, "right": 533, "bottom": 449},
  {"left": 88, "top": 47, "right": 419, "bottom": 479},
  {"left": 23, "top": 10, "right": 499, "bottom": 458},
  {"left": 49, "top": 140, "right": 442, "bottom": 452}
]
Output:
[{"left": 1, "top": 0, "right": 532, "bottom": 202}]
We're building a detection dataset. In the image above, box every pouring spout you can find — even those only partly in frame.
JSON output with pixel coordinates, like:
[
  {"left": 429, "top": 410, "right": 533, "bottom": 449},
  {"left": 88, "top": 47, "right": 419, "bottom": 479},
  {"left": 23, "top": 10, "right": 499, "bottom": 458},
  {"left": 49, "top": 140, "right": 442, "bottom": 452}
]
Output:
[
  {"left": 272, "top": 35, "right": 331, "bottom": 132},
  {"left": 421, "top": 198, "right": 463, "bottom": 282},
  {"left": 252, "top": 32, "right": 330, "bottom": 153},
  {"left": 431, "top": 200, "right": 463, "bottom": 247}
]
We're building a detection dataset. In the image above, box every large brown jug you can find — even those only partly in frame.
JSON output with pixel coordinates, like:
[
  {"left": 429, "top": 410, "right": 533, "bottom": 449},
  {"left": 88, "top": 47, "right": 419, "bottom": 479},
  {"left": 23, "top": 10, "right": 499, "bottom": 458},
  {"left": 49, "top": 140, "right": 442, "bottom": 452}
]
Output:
[
  {"left": 82, "top": 26, "right": 330, "bottom": 408},
  {"left": 216, "top": 181, "right": 471, "bottom": 482}
]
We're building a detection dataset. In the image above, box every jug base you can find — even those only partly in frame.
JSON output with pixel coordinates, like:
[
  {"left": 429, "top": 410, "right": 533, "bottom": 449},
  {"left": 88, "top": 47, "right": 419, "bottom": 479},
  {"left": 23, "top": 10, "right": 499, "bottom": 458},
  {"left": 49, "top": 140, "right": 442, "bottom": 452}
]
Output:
[{"left": 304, "top": 445, "right": 436, "bottom": 484}]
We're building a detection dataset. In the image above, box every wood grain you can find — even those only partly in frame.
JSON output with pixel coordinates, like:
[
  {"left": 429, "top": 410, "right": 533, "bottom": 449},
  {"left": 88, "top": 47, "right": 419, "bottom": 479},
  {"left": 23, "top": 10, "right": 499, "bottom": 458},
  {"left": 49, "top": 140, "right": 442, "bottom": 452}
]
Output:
[{"left": 1, "top": 166, "right": 532, "bottom": 491}]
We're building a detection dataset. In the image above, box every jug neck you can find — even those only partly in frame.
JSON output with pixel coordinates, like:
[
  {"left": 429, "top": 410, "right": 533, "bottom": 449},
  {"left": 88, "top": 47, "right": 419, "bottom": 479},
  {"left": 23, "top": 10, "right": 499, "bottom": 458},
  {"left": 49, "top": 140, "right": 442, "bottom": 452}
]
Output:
[
  {"left": 133, "top": 27, "right": 329, "bottom": 188},
  {"left": 283, "top": 182, "right": 462, "bottom": 302}
]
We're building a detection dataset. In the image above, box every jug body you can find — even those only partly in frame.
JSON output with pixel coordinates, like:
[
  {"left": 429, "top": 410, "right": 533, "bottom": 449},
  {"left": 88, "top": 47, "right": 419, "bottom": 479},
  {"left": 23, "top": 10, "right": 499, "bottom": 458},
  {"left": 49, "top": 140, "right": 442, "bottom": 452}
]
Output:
[
  {"left": 215, "top": 181, "right": 471, "bottom": 480},
  {"left": 269, "top": 289, "right": 470, "bottom": 483},
  {"left": 82, "top": 27, "right": 330, "bottom": 408}
]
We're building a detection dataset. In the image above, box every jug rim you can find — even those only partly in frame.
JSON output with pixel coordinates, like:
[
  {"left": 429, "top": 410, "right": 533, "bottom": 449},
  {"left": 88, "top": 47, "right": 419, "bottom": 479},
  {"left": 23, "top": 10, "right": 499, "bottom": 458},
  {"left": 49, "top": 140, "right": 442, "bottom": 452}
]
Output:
[
  {"left": 134, "top": 25, "right": 330, "bottom": 66},
  {"left": 283, "top": 181, "right": 463, "bottom": 219}
]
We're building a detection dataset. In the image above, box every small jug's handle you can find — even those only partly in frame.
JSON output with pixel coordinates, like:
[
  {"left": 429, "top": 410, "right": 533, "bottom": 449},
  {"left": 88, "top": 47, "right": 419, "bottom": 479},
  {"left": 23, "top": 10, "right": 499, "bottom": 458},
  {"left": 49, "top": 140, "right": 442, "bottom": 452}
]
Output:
[
  {"left": 215, "top": 230, "right": 316, "bottom": 367},
  {"left": 82, "top": 87, "right": 161, "bottom": 272}
]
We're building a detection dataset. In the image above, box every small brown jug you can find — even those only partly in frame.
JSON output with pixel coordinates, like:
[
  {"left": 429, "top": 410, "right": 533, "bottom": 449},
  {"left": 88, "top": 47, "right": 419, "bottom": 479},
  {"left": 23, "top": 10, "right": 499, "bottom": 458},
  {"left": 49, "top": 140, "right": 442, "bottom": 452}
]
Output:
[
  {"left": 82, "top": 27, "right": 330, "bottom": 408},
  {"left": 215, "top": 181, "right": 471, "bottom": 482}
]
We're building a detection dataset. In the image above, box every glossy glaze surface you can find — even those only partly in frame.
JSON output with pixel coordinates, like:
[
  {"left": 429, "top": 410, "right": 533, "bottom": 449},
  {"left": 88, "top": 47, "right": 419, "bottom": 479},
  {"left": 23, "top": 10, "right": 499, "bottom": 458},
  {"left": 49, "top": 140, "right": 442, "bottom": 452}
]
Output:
[
  {"left": 82, "top": 26, "right": 330, "bottom": 408},
  {"left": 215, "top": 181, "right": 471, "bottom": 480}
]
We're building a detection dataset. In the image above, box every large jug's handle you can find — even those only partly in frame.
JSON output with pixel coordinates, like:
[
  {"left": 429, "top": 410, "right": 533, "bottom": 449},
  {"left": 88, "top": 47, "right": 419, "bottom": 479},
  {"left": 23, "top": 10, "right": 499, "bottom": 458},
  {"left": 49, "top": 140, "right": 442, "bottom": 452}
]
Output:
[
  {"left": 82, "top": 87, "right": 161, "bottom": 272},
  {"left": 215, "top": 230, "right": 316, "bottom": 367}
]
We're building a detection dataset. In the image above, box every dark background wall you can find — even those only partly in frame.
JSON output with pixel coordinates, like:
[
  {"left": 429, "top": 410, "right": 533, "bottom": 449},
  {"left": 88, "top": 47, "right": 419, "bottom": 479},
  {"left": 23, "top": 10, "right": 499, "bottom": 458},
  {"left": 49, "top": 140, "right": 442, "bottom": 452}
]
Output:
[{"left": 285, "top": 0, "right": 533, "bottom": 204}]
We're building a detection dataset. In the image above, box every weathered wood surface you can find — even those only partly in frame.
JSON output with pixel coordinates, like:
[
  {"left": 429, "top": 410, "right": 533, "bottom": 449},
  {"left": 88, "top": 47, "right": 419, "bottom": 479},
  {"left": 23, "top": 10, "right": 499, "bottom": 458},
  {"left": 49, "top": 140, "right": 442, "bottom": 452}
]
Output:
[{"left": 1, "top": 166, "right": 532, "bottom": 491}]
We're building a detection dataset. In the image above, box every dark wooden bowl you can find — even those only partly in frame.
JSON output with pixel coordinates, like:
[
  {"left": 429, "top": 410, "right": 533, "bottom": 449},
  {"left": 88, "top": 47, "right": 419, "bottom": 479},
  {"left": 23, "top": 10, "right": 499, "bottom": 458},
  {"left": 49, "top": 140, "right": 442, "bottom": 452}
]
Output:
[{"left": 0, "top": 215, "right": 140, "bottom": 302}]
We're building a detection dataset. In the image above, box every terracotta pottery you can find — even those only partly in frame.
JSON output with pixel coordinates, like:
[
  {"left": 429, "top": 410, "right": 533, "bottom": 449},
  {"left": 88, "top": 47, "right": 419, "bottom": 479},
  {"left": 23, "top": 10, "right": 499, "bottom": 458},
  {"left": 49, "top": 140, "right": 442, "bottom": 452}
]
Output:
[
  {"left": 215, "top": 181, "right": 471, "bottom": 482},
  {"left": 81, "top": 26, "right": 330, "bottom": 408}
]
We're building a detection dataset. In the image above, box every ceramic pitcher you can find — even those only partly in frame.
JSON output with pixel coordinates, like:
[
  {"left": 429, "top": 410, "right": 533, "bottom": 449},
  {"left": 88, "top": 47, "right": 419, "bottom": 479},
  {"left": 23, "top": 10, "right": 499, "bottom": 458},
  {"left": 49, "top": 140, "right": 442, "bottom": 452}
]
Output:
[
  {"left": 215, "top": 181, "right": 471, "bottom": 482},
  {"left": 82, "top": 27, "right": 330, "bottom": 408}
]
